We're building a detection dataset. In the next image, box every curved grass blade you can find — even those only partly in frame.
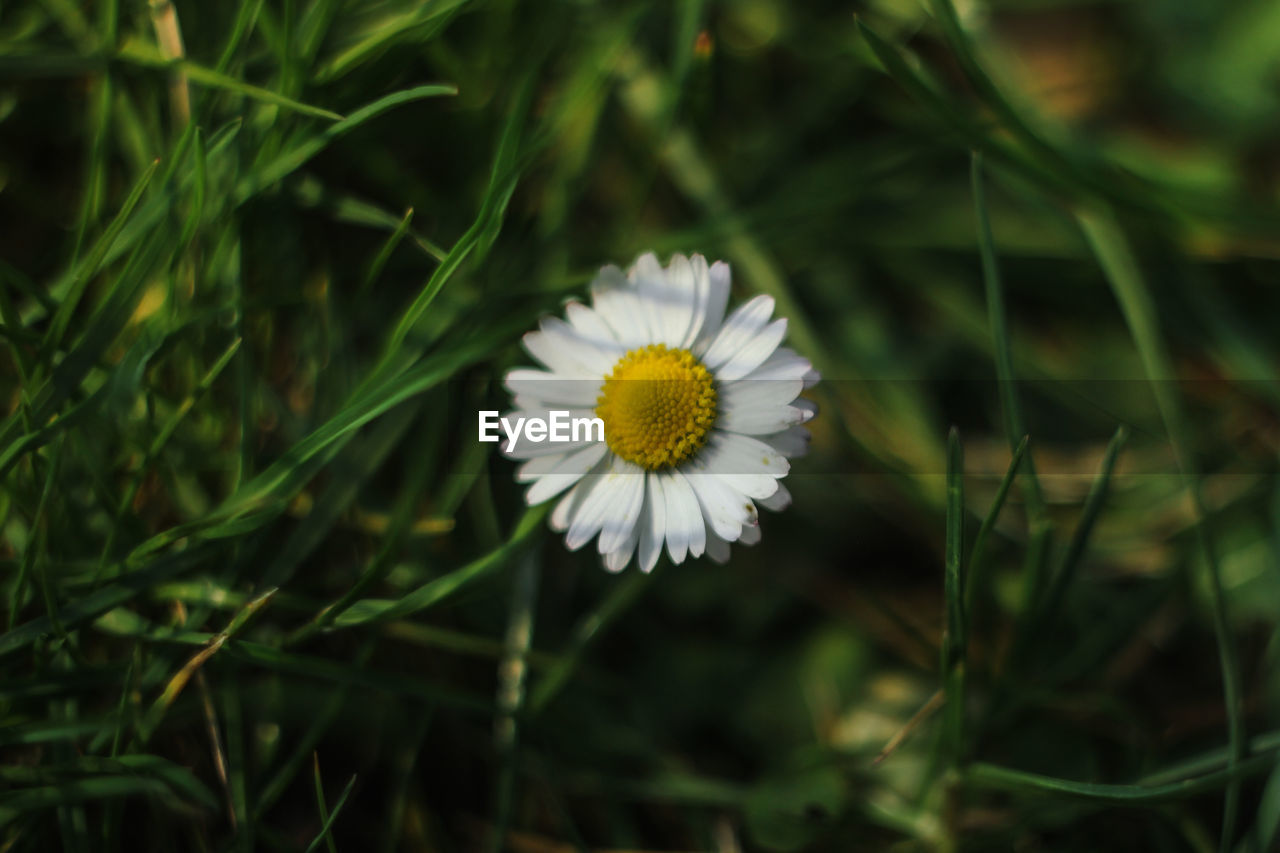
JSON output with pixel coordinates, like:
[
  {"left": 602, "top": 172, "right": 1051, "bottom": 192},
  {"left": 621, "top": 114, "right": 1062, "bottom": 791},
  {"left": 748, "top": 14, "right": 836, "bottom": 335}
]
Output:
[
  {"left": 1077, "top": 206, "right": 1243, "bottom": 852},
  {"left": 964, "top": 434, "right": 1027, "bottom": 615},
  {"left": 331, "top": 505, "right": 548, "bottom": 629},
  {"left": 1038, "top": 424, "right": 1128, "bottom": 623}
]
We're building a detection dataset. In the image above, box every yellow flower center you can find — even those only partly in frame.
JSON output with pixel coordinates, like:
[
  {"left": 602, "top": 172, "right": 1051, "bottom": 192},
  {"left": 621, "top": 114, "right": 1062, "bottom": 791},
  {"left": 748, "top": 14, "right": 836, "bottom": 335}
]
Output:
[{"left": 595, "top": 344, "right": 717, "bottom": 470}]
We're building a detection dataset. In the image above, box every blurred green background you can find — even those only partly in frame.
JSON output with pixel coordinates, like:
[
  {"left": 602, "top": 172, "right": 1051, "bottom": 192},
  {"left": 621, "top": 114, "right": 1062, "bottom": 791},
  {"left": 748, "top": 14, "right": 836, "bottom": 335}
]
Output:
[{"left": 2, "top": 0, "right": 1279, "bottom": 850}]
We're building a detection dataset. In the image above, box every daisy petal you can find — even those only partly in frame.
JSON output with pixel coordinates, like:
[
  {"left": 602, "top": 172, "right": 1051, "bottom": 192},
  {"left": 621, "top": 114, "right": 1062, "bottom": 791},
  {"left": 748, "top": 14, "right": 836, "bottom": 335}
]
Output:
[
  {"left": 758, "top": 481, "right": 792, "bottom": 511},
  {"left": 713, "top": 318, "right": 787, "bottom": 381},
  {"left": 591, "top": 265, "right": 651, "bottom": 348},
  {"left": 597, "top": 466, "right": 645, "bottom": 554},
  {"left": 763, "top": 426, "right": 812, "bottom": 458},
  {"left": 604, "top": 506, "right": 642, "bottom": 572},
  {"left": 564, "top": 301, "right": 621, "bottom": 348},
  {"left": 660, "top": 469, "right": 705, "bottom": 563},
  {"left": 686, "top": 470, "right": 754, "bottom": 541},
  {"left": 550, "top": 456, "right": 612, "bottom": 532},
  {"left": 505, "top": 368, "right": 602, "bottom": 408},
  {"left": 701, "top": 295, "right": 775, "bottom": 371},
  {"left": 744, "top": 347, "right": 817, "bottom": 383},
  {"left": 631, "top": 252, "right": 691, "bottom": 349},
  {"left": 718, "top": 378, "right": 810, "bottom": 435},
  {"left": 521, "top": 443, "right": 609, "bottom": 503},
  {"left": 739, "top": 521, "right": 761, "bottom": 546},
  {"left": 523, "top": 317, "right": 619, "bottom": 377},
  {"left": 689, "top": 432, "right": 788, "bottom": 499},
  {"left": 565, "top": 466, "right": 631, "bottom": 551},
  {"left": 703, "top": 528, "right": 732, "bottom": 564},
  {"left": 680, "top": 254, "right": 711, "bottom": 349},
  {"left": 694, "top": 260, "right": 733, "bottom": 352},
  {"left": 638, "top": 472, "right": 665, "bottom": 573}
]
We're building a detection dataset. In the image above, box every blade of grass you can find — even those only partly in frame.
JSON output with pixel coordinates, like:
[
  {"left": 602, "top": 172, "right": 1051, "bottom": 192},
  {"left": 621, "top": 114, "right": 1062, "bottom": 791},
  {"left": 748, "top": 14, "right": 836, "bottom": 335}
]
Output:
[
  {"left": 1077, "top": 206, "right": 1243, "bottom": 852},
  {"left": 254, "top": 640, "right": 376, "bottom": 818},
  {"left": 965, "top": 748, "right": 1277, "bottom": 804},
  {"left": 941, "top": 427, "right": 966, "bottom": 766},
  {"left": 42, "top": 158, "right": 159, "bottom": 364},
  {"left": 303, "top": 772, "right": 357, "bottom": 853},
  {"left": 489, "top": 552, "right": 539, "bottom": 853},
  {"left": 1038, "top": 425, "right": 1128, "bottom": 624},
  {"left": 234, "top": 84, "right": 457, "bottom": 204},
  {"left": 330, "top": 505, "right": 549, "bottom": 629},
  {"left": 136, "top": 588, "right": 276, "bottom": 743},
  {"left": 115, "top": 40, "right": 342, "bottom": 121},
  {"left": 311, "top": 754, "right": 339, "bottom": 853},
  {"left": 964, "top": 434, "right": 1027, "bottom": 615},
  {"left": 529, "top": 566, "right": 655, "bottom": 715}
]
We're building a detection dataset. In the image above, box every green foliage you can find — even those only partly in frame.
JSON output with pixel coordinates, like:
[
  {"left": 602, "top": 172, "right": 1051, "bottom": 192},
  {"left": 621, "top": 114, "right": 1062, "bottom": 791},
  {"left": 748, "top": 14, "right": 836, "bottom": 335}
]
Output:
[{"left": 1, "top": 0, "right": 1278, "bottom": 850}]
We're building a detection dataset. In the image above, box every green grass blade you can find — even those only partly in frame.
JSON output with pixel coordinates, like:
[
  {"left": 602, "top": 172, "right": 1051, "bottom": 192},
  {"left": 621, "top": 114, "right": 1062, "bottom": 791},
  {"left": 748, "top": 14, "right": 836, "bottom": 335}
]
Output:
[
  {"left": 530, "top": 567, "right": 655, "bottom": 715},
  {"left": 1076, "top": 206, "right": 1244, "bottom": 852},
  {"left": 303, "top": 772, "right": 357, "bottom": 853},
  {"left": 941, "top": 427, "right": 965, "bottom": 765},
  {"left": 115, "top": 41, "right": 342, "bottom": 121},
  {"left": 1038, "top": 425, "right": 1128, "bottom": 623},
  {"left": 489, "top": 552, "right": 539, "bottom": 853},
  {"left": 331, "top": 506, "right": 548, "bottom": 629},
  {"left": 964, "top": 434, "right": 1027, "bottom": 615},
  {"left": 234, "top": 84, "right": 457, "bottom": 204},
  {"left": 42, "top": 158, "right": 159, "bottom": 361}
]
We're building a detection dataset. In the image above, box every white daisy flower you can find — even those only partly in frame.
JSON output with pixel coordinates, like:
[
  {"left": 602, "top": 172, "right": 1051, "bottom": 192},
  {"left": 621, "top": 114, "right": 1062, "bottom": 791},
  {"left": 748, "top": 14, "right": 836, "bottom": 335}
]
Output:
[{"left": 502, "top": 252, "right": 819, "bottom": 572}]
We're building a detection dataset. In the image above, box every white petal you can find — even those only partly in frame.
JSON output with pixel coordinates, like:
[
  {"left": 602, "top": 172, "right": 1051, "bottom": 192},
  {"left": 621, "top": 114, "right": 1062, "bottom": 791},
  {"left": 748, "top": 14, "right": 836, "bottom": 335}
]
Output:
[
  {"left": 758, "top": 481, "right": 791, "bottom": 511},
  {"left": 680, "top": 254, "right": 711, "bottom": 349},
  {"left": 564, "top": 301, "right": 621, "bottom": 348},
  {"left": 505, "top": 368, "right": 602, "bottom": 408},
  {"left": 597, "top": 465, "right": 645, "bottom": 554},
  {"left": 685, "top": 470, "right": 753, "bottom": 541},
  {"left": 523, "top": 316, "right": 619, "bottom": 377},
  {"left": 693, "top": 260, "right": 732, "bottom": 352},
  {"left": 718, "top": 378, "right": 810, "bottom": 435},
  {"left": 550, "top": 456, "right": 612, "bottom": 532},
  {"left": 688, "top": 432, "right": 787, "bottom": 499},
  {"left": 764, "top": 426, "right": 811, "bottom": 458},
  {"left": 701, "top": 295, "right": 775, "bottom": 371},
  {"left": 637, "top": 472, "right": 665, "bottom": 573},
  {"left": 591, "top": 265, "right": 650, "bottom": 348},
  {"left": 630, "top": 252, "right": 687, "bottom": 349},
  {"left": 604, "top": 509, "right": 642, "bottom": 572},
  {"left": 743, "top": 347, "right": 816, "bottom": 383},
  {"left": 738, "top": 521, "right": 761, "bottom": 546},
  {"left": 521, "top": 443, "right": 609, "bottom": 504},
  {"left": 713, "top": 318, "right": 787, "bottom": 381},
  {"left": 564, "top": 464, "right": 631, "bottom": 551},
  {"left": 659, "top": 469, "right": 705, "bottom": 563},
  {"left": 703, "top": 528, "right": 732, "bottom": 564}
]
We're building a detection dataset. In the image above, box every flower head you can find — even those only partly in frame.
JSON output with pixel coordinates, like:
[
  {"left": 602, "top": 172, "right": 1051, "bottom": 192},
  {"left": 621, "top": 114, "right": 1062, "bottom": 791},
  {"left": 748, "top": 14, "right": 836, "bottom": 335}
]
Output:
[{"left": 502, "top": 252, "right": 818, "bottom": 572}]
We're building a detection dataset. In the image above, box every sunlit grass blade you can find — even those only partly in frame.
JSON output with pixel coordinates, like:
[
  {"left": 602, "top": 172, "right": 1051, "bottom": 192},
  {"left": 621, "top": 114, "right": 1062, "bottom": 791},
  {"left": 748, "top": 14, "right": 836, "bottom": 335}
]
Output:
[
  {"left": 115, "top": 40, "right": 342, "bottom": 121},
  {"left": 42, "top": 158, "right": 158, "bottom": 362}
]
